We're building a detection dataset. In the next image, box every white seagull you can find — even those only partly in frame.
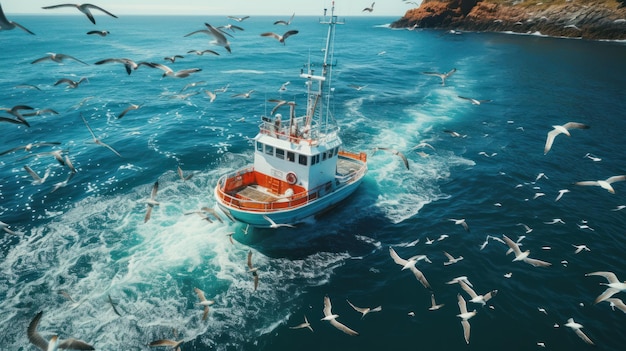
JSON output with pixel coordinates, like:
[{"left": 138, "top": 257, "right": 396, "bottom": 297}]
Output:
[
  {"left": 41, "top": 3, "right": 118, "bottom": 24},
  {"left": 502, "top": 234, "right": 552, "bottom": 267},
  {"left": 31, "top": 53, "right": 88, "bottom": 65},
  {"left": 429, "top": 294, "right": 445, "bottom": 311},
  {"left": 80, "top": 113, "right": 122, "bottom": 157},
  {"left": 289, "top": 315, "right": 314, "bottom": 332},
  {"left": 456, "top": 294, "right": 477, "bottom": 344},
  {"left": 544, "top": 122, "right": 589, "bottom": 154},
  {"left": 193, "top": 287, "right": 215, "bottom": 321},
  {"left": 575, "top": 175, "right": 626, "bottom": 194},
  {"left": 459, "top": 280, "right": 497, "bottom": 306},
  {"left": 606, "top": 298, "right": 626, "bottom": 314},
  {"left": 260, "top": 30, "right": 299, "bottom": 44},
  {"left": 346, "top": 299, "right": 382, "bottom": 319},
  {"left": 564, "top": 318, "right": 594, "bottom": 345},
  {"left": 585, "top": 271, "right": 626, "bottom": 304},
  {"left": 262, "top": 215, "right": 295, "bottom": 228},
  {"left": 422, "top": 68, "right": 457, "bottom": 86},
  {"left": 322, "top": 296, "right": 358, "bottom": 336},
  {"left": 144, "top": 181, "right": 159, "bottom": 223},
  {"left": 443, "top": 251, "right": 464, "bottom": 265},
  {"left": 458, "top": 95, "right": 492, "bottom": 105},
  {"left": 389, "top": 247, "right": 431, "bottom": 289},
  {"left": 185, "top": 23, "right": 232, "bottom": 53},
  {"left": 448, "top": 218, "right": 469, "bottom": 232}
]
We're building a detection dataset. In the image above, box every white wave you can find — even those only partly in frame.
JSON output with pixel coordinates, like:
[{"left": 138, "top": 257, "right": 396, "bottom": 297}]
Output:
[{"left": 0, "top": 170, "right": 352, "bottom": 350}]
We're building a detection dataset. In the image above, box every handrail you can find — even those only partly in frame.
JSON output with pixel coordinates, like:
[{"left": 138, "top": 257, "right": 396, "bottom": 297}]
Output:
[{"left": 216, "top": 155, "right": 366, "bottom": 213}]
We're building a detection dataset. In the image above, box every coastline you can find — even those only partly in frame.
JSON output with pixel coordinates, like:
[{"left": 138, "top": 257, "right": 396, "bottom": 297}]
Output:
[{"left": 390, "top": 0, "right": 626, "bottom": 41}]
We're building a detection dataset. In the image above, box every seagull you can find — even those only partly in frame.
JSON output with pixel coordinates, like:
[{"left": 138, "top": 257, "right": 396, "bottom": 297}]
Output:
[
  {"left": 422, "top": 68, "right": 457, "bottom": 85},
  {"left": 605, "top": 298, "right": 626, "bottom": 314},
  {"left": 0, "top": 142, "right": 61, "bottom": 156},
  {"left": 322, "top": 296, "right": 358, "bottom": 336},
  {"left": 187, "top": 49, "right": 219, "bottom": 56},
  {"left": 143, "top": 62, "right": 202, "bottom": 78},
  {"left": 544, "top": 218, "right": 565, "bottom": 225},
  {"left": 429, "top": 294, "right": 445, "bottom": 311},
  {"left": 0, "top": 3, "right": 34, "bottom": 34},
  {"left": 443, "top": 251, "right": 464, "bottom": 265},
  {"left": 0, "top": 105, "right": 34, "bottom": 126},
  {"left": 564, "top": 318, "right": 594, "bottom": 345},
  {"left": 80, "top": 113, "right": 122, "bottom": 157},
  {"left": 260, "top": 30, "right": 299, "bottom": 44},
  {"left": 458, "top": 96, "right": 492, "bottom": 105},
  {"left": 144, "top": 181, "right": 159, "bottom": 223},
  {"left": 274, "top": 12, "right": 295, "bottom": 25},
  {"left": 516, "top": 223, "right": 533, "bottom": 233},
  {"left": 148, "top": 339, "right": 184, "bottom": 349},
  {"left": 456, "top": 294, "right": 477, "bottom": 344},
  {"left": 27, "top": 311, "right": 94, "bottom": 351},
  {"left": 448, "top": 218, "right": 469, "bottom": 232},
  {"left": 572, "top": 244, "right": 590, "bottom": 254},
  {"left": 346, "top": 299, "right": 382, "bottom": 319},
  {"left": 544, "top": 122, "right": 589, "bottom": 154},
  {"left": 86, "top": 30, "right": 109, "bottom": 36},
  {"left": 373, "top": 147, "right": 409, "bottom": 170},
  {"left": 502, "top": 234, "right": 552, "bottom": 267},
  {"left": 585, "top": 271, "right": 626, "bottom": 304},
  {"left": 23, "top": 165, "right": 50, "bottom": 185},
  {"left": 348, "top": 84, "right": 368, "bottom": 91},
  {"left": 164, "top": 55, "right": 184, "bottom": 63},
  {"left": 31, "top": 52, "right": 89, "bottom": 65},
  {"left": 262, "top": 215, "right": 295, "bottom": 228},
  {"left": 177, "top": 166, "right": 194, "bottom": 181},
  {"left": 218, "top": 23, "right": 245, "bottom": 33},
  {"left": 279, "top": 81, "right": 290, "bottom": 91},
  {"left": 425, "top": 237, "right": 434, "bottom": 245},
  {"left": 584, "top": 153, "right": 602, "bottom": 162},
  {"left": 362, "top": 2, "right": 375, "bottom": 12},
  {"left": 611, "top": 205, "right": 626, "bottom": 211},
  {"left": 193, "top": 287, "right": 215, "bottom": 320},
  {"left": 185, "top": 23, "right": 232, "bottom": 53},
  {"left": 54, "top": 77, "right": 89, "bottom": 89},
  {"left": 443, "top": 129, "right": 466, "bottom": 138},
  {"left": 411, "top": 142, "right": 435, "bottom": 151},
  {"left": 232, "top": 90, "right": 255, "bottom": 99},
  {"left": 108, "top": 294, "right": 122, "bottom": 316},
  {"left": 117, "top": 104, "right": 141, "bottom": 119},
  {"left": 94, "top": 58, "right": 153, "bottom": 75},
  {"left": 247, "top": 250, "right": 259, "bottom": 291},
  {"left": 290, "top": 315, "right": 313, "bottom": 332},
  {"left": 575, "top": 175, "right": 626, "bottom": 194},
  {"left": 389, "top": 247, "right": 431, "bottom": 289},
  {"left": 203, "top": 89, "right": 217, "bottom": 102},
  {"left": 458, "top": 280, "right": 497, "bottom": 306},
  {"left": 555, "top": 189, "right": 570, "bottom": 202},
  {"left": 41, "top": 3, "right": 118, "bottom": 24},
  {"left": 227, "top": 15, "right": 250, "bottom": 22}
]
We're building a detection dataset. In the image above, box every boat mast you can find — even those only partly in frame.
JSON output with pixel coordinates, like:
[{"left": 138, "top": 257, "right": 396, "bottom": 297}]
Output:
[{"left": 302, "top": 1, "right": 341, "bottom": 135}]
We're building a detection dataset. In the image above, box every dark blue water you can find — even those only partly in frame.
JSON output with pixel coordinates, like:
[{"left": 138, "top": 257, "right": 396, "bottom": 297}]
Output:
[{"left": 1, "top": 12, "right": 626, "bottom": 351}]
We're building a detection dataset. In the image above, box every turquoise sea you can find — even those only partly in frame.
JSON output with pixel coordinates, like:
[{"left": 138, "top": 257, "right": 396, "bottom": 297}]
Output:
[{"left": 1, "top": 8, "right": 626, "bottom": 351}]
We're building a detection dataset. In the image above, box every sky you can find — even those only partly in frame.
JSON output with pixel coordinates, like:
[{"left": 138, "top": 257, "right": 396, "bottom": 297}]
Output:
[{"left": 2, "top": 1, "right": 422, "bottom": 17}]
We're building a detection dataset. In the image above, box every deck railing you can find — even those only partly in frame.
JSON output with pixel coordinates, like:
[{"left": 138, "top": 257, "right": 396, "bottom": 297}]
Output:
[
  {"left": 216, "top": 153, "right": 366, "bottom": 213},
  {"left": 258, "top": 116, "right": 340, "bottom": 145}
]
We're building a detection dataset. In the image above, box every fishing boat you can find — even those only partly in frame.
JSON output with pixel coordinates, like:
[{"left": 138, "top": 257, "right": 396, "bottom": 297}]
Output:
[{"left": 214, "top": 2, "right": 367, "bottom": 228}]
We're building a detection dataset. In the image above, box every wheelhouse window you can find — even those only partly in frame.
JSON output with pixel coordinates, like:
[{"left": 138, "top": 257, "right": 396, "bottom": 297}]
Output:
[
  {"left": 311, "top": 154, "right": 319, "bottom": 165},
  {"left": 298, "top": 154, "right": 308, "bottom": 166},
  {"left": 287, "top": 151, "right": 295, "bottom": 162},
  {"left": 276, "top": 148, "right": 285, "bottom": 160},
  {"left": 265, "top": 145, "right": 274, "bottom": 156},
  {"left": 256, "top": 142, "right": 263, "bottom": 152}
]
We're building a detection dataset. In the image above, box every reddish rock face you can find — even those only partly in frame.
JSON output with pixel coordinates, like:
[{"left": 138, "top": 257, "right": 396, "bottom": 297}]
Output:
[{"left": 392, "top": 0, "right": 626, "bottom": 40}]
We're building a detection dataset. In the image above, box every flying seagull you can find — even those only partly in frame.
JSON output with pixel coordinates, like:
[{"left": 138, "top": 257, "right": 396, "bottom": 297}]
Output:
[
  {"left": 544, "top": 122, "right": 589, "bottom": 154},
  {"left": 260, "top": 30, "right": 299, "bottom": 44},
  {"left": 362, "top": 2, "right": 375, "bottom": 12},
  {"left": 193, "top": 287, "right": 215, "bottom": 320},
  {"left": 575, "top": 175, "right": 626, "bottom": 194},
  {"left": 564, "top": 318, "right": 594, "bottom": 345},
  {"left": 585, "top": 271, "right": 626, "bottom": 304},
  {"left": 80, "top": 113, "right": 122, "bottom": 157},
  {"left": 32, "top": 53, "right": 88, "bottom": 65},
  {"left": 262, "top": 215, "right": 295, "bottom": 228},
  {"left": 144, "top": 181, "right": 159, "bottom": 223},
  {"left": 274, "top": 13, "right": 295, "bottom": 25},
  {"left": 502, "top": 234, "right": 552, "bottom": 267},
  {"left": 94, "top": 58, "right": 153, "bottom": 75},
  {"left": 42, "top": 3, "right": 118, "bottom": 24},
  {"left": 422, "top": 68, "right": 457, "bottom": 85},
  {"left": 322, "top": 296, "right": 358, "bottom": 336},
  {"left": 27, "top": 311, "right": 94, "bottom": 350},
  {"left": 458, "top": 95, "right": 492, "bottom": 105},
  {"left": 289, "top": 315, "right": 313, "bottom": 332},
  {"left": 456, "top": 294, "right": 477, "bottom": 344},
  {"left": 373, "top": 147, "right": 409, "bottom": 170},
  {"left": 0, "top": 3, "right": 35, "bottom": 34},
  {"left": 389, "top": 247, "right": 431, "bottom": 289},
  {"left": 346, "top": 299, "right": 382, "bottom": 319},
  {"left": 185, "top": 23, "right": 232, "bottom": 53},
  {"left": 247, "top": 250, "right": 259, "bottom": 291}
]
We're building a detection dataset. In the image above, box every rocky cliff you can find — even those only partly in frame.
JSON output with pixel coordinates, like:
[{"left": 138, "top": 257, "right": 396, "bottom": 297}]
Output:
[{"left": 391, "top": 0, "right": 626, "bottom": 40}]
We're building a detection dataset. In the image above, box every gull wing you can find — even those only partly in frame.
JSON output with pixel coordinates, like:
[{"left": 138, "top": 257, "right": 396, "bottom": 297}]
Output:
[
  {"left": 586, "top": 271, "right": 619, "bottom": 284},
  {"left": 27, "top": 311, "right": 49, "bottom": 351},
  {"left": 409, "top": 265, "right": 431, "bottom": 289},
  {"left": 247, "top": 250, "right": 254, "bottom": 270},
  {"left": 58, "top": 338, "right": 95, "bottom": 350},
  {"left": 149, "top": 339, "right": 183, "bottom": 348},
  {"left": 323, "top": 296, "right": 333, "bottom": 318},
  {"left": 23, "top": 165, "right": 42, "bottom": 182},
  {"left": 389, "top": 247, "right": 409, "bottom": 267},
  {"left": 544, "top": 129, "right": 562, "bottom": 154},
  {"left": 346, "top": 299, "right": 367, "bottom": 315},
  {"left": 594, "top": 287, "right": 620, "bottom": 304},
  {"left": 457, "top": 293, "right": 468, "bottom": 314},
  {"left": 461, "top": 320, "right": 471, "bottom": 344},
  {"left": 574, "top": 328, "right": 594, "bottom": 345},
  {"left": 606, "top": 298, "right": 626, "bottom": 313},
  {"left": 150, "top": 181, "right": 159, "bottom": 200},
  {"left": 459, "top": 279, "right": 478, "bottom": 299},
  {"left": 502, "top": 235, "right": 522, "bottom": 256},
  {"left": 329, "top": 318, "right": 359, "bottom": 336},
  {"left": 523, "top": 257, "right": 552, "bottom": 267},
  {"left": 562, "top": 122, "right": 589, "bottom": 130},
  {"left": 606, "top": 175, "right": 626, "bottom": 184}
]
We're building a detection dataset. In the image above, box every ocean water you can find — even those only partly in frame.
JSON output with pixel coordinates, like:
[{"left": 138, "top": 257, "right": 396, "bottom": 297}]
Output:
[{"left": 1, "top": 11, "right": 626, "bottom": 351}]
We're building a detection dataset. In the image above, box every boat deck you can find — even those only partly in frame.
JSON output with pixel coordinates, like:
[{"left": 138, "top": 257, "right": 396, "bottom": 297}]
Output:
[
  {"left": 237, "top": 186, "right": 280, "bottom": 203},
  {"left": 336, "top": 156, "right": 363, "bottom": 177}
]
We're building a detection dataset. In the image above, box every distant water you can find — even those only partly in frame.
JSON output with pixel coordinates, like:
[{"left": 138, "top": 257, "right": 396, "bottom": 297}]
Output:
[{"left": 1, "top": 13, "right": 626, "bottom": 351}]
